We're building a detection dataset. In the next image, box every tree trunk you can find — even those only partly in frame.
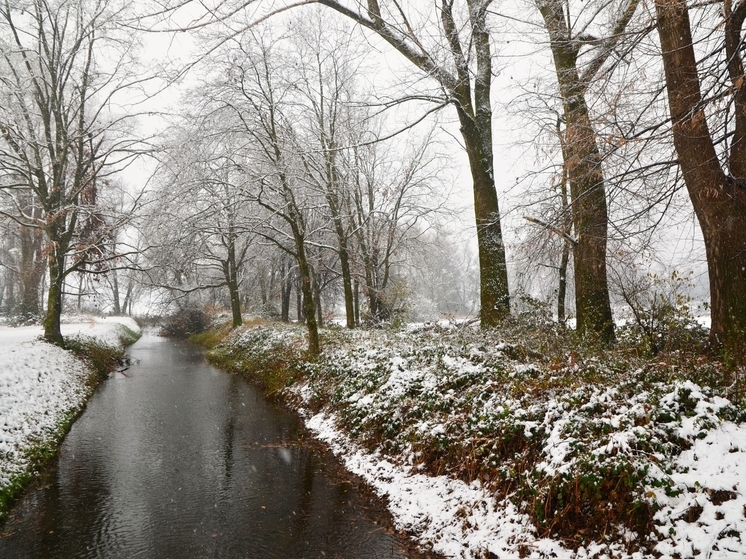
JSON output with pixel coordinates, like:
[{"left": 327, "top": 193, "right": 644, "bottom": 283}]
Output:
[
  {"left": 77, "top": 273, "right": 84, "bottom": 312},
  {"left": 122, "top": 280, "right": 133, "bottom": 316},
  {"left": 655, "top": 0, "right": 746, "bottom": 352},
  {"left": 558, "top": 241, "right": 569, "bottom": 325},
  {"left": 223, "top": 236, "right": 242, "bottom": 328},
  {"left": 537, "top": 0, "right": 615, "bottom": 343},
  {"left": 353, "top": 277, "right": 360, "bottom": 326},
  {"left": 228, "top": 277, "right": 242, "bottom": 328},
  {"left": 4, "top": 275, "right": 15, "bottom": 314},
  {"left": 280, "top": 258, "right": 291, "bottom": 323},
  {"left": 337, "top": 231, "right": 355, "bottom": 328},
  {"left": 44, "top": 251, "right": 65, "bottom": 346},
  {"left": 456, "top": 107, "right": 510, "bottom": 326},
  {"left": 564, "top": 110, "right": 615, "bottom": 342},
  {"left": 111, "top": 269, "right": 122, "bottom": 315},
  {"left": 321, "top": 143, "right": 355, "bottom": 328},
  {"left": 318, "top": 0, "right": 511, "bottom": 327},
  {"left": 296, "top": 278, "right": 304, "bottom": 323},
  {"left": 312, "top": 264, "right": 324, "bottom": 329},
  {"left": 295, "top": 237, "right": 320, "bottom": 356},
  {"left": 17, "top": 225, "right": 45, "bottom": 317},
  {"left": 449, "top": 0, "right": 510, "bottom": 326}
]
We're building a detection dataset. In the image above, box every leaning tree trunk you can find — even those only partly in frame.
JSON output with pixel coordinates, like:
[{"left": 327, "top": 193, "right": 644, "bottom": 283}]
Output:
[{"left": 655, "top": 0, "right": 746, "bottom": 352}]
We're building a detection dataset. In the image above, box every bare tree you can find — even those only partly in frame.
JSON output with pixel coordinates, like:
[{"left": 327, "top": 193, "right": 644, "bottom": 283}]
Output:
[
  {"left": 145, "top": 0, "right": 511, "bottom": 327},
  {"left": 205, "top": 33, "right": 324, "bottom": 354},
  {"left": 147, "top": 122, "right": 255, "bottom": 328},
  {"left": 347, "top": 131, "right": 446, "bottom": 323},
  {"left": 0, "top": 0, "right": 148, "bottom": 344},
  {"left": 653, "top": 0, "right": 746, "bottom": 352},
  {"left": 526, "top": 0, "right": 644, "bottom": 342},
  {"left": 289, "top": 15, "right": 365, "bottom": 328}
]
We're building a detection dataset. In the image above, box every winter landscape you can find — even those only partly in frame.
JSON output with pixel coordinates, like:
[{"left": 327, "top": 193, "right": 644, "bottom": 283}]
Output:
[{"left": 2, "top": 0, "right": 746, "bottom": 557}]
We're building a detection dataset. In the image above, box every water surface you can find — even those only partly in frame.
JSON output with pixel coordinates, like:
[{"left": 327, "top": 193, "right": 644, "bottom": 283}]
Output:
[{"left": 0, "top": 334, "right": 423, "bottom": 559}]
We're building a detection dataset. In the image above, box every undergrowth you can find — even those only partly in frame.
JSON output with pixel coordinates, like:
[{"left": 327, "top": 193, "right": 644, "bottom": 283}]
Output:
[
  {"left": 206, "top": 322, "right": 306, "bottom": 396},
  {"left": 207, "top": 318, "right": 746, "bottom": 556}
]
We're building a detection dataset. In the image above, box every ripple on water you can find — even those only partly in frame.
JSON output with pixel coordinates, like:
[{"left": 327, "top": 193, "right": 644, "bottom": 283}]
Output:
[{"left": 0, "top": 335, "right": 425, "bottom": 559}]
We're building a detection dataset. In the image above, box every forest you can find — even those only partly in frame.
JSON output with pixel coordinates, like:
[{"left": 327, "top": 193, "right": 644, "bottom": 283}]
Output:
[
  {"left": 4, "top": 1, "right": 746, "bottom": 556},
  {"left": 0, "top": 0, "right": 744, "bottom": 355}
]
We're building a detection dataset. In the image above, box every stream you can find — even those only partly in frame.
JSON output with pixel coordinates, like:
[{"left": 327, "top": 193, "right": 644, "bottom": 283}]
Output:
[{"left": 0, "top": 333, "right": 424, "bottom": 558}]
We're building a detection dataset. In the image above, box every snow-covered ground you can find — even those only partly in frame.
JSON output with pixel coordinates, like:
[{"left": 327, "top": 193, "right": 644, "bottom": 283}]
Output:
[
  {"left": 217, "top": 323, "right": 746, "bottom": 559},
  {"left": 0, "top": 316, "right": 140, "bottom": 501},
  {"left": 4, "top": 317, "right": 744, "bottom": 559},
  {"left": 304, "top": 395, "right": 746, "bottom": 559}
]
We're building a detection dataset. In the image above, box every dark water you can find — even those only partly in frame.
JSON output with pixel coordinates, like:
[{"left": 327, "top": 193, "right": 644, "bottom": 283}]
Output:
[{"left": 0, "top": 334, "right": 420, "bottom": 559}]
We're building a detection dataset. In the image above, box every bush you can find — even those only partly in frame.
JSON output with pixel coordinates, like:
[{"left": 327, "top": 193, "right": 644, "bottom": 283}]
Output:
[{"left": 160, "top": 308, "right": 210, "bottom": 338}]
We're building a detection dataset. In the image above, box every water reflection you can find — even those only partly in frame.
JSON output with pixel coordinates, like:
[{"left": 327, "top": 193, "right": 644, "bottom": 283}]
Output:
[{"left": 0, "top": 334, "right": 420, "bottom": 559}]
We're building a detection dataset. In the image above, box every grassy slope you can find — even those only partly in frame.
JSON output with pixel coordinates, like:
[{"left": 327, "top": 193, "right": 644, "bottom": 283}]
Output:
[
  {"left": 206, "top": 318, "right": 746, "bottom": 557},
  {"left": 0, "top": 324, "right": 141, "bottom": 521}
]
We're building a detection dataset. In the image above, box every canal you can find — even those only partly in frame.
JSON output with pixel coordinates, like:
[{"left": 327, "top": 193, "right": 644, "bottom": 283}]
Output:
[{"left": 0, "top": 333, "right": 426, "bottom": 558}]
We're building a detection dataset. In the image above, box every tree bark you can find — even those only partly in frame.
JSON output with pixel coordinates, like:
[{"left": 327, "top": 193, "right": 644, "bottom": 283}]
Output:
[
  {"left": 295, "top": 236, "right": 320, "bottom": 356},
  {"left": 312, "top": 265, "right": 324, "bottom": 329},
  {"left": 655, "top": 0, "right": 746, "bottom": 352},
  {"left": 537, "top": 0, "right": 615, "bottom": 343},
  {"left": 446, "top": 0, "right": 510, "bottom": 326},
  {"left": 280, "top": 257, "right": 292, "bottom": 323},
  {"left": 44, "top": 248, "right": 65, "bottom": 346},
  {"left": 223, "top": 236, "right": 243, "bottom": 328},
  {"left": 111, "top": 268, "right": 122, "bottom": 315},
  {"left": 17, "top": 224, "right": 46, "bottom": 317}
]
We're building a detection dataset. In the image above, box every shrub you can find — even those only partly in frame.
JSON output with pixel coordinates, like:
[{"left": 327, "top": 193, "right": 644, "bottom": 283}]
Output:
[{"left": 160, "top": 308, "right": 210, "bottom": 338}]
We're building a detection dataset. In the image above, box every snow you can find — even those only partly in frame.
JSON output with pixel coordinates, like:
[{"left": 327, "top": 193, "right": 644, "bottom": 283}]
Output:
[
  {"left": 0, "top": 316, "right": 140, "bottom": 496},
  {"left": 269, "top": 325, "right": 746, "bottom": 559},
  {"left": 303, "top": 394, "right": 746, "bottom": 558},
  {"left": 307, "top": 412, "right": 539, "bottom": 559},
  {"left": 4, "top": 317, "right": 745, "bottom": 559}
]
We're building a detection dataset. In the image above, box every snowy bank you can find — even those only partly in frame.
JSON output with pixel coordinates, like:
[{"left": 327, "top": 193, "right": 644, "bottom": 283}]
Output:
[
  {"left": 0, "top": 316, "right": 141, "bottom": 516},
  {"left": 211, "top": 322, "right": 746, "bottom": 559}
]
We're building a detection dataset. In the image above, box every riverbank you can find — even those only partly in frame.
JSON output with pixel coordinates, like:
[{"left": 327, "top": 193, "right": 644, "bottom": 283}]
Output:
[
  {"left": 0, "top": 316, "right": 141, "bottom": 519},
  {"left": 207, "top": 320, "right": 746, "bottom": 559}
]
